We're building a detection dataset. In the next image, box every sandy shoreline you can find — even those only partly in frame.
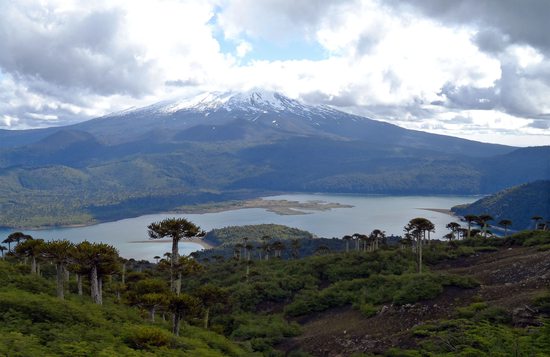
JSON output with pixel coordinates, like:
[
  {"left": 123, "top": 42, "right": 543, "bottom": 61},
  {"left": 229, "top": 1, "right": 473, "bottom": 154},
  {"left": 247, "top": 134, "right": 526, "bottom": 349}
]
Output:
[{"left": 418, "top": 208, "right": 456, "bottom": 216}]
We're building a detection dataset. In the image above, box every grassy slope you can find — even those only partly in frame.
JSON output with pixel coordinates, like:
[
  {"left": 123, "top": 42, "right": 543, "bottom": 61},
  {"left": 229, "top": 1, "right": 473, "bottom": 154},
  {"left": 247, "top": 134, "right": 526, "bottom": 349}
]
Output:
[{"left": 0, "top": 261, "right": 249, "bottom": 357}]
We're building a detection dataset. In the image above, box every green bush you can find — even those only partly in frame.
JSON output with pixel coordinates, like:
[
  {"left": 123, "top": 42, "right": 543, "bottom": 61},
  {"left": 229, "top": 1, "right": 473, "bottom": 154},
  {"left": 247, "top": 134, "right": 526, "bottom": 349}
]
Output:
[
  {"left": 533, "top": 290, "right": 550, "bottom": 314},
  {"left": 357, "top": 303, "right": 378, "bottom": 317},
  {"left": 393, "top": 276, "right": 443, "bottom": 305},
  {"left": 123, "top": 325, "right": 173, "bottom": 350},
  {"left": 230, "top": 313, "right": 300, "bottom": 353}
]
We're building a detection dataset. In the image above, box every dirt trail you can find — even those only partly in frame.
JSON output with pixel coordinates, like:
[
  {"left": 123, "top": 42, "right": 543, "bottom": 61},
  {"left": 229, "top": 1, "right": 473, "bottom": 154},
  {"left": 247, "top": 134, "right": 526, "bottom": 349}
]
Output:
[{"left": 280, "top": 247, "right": 550, "bottom": 356}]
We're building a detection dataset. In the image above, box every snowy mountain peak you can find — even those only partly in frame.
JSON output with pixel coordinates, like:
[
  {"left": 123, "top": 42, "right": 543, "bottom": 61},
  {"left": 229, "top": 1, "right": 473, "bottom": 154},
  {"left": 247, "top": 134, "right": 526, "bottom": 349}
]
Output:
[{"left": 160, "top": 90, "right": 304, "bottom": 114}]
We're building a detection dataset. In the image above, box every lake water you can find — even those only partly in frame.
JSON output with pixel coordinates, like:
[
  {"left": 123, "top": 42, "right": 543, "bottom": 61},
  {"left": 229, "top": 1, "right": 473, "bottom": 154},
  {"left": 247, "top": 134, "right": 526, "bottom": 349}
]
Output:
[{"left": 0, "top": 193, "right": 478, "bottom": 261}]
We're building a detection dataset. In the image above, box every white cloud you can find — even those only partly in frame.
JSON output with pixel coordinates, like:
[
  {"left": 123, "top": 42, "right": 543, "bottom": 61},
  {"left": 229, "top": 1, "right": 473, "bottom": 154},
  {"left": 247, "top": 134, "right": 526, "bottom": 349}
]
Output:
[
  {"left": 0, "top": 0, "right": 548, "bottom": 146},
  {"left": 235, "top": 41, "right": 253, "bottom": 58}
]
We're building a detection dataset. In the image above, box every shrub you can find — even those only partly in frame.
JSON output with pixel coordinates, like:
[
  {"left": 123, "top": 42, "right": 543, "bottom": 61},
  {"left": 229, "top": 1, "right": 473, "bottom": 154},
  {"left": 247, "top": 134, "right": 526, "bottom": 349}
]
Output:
[
  {"left": 393, "top": 276, "right": 443, "bottom": 305},
  {"left": 123, "top": 325, "right": 173, "bottom": 350},
  {"left": 357, "top": 303, "right": 378, "bottom": 317},
  {"left": 533, "top": 290, "right": 550, "bottom": 314}
]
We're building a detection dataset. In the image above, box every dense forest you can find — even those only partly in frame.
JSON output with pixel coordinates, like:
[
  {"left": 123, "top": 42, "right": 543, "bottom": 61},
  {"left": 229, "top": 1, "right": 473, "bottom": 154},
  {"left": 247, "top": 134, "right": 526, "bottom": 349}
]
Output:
[{"left": 1, "top": 217, "right": 549, "bottom": 356}]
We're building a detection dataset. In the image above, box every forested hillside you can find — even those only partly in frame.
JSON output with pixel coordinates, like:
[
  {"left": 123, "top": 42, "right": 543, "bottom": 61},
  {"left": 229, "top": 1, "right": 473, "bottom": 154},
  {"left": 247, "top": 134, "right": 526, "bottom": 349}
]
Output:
[{"left": 452, "top": 180, "right": 550, "bottom": 230}]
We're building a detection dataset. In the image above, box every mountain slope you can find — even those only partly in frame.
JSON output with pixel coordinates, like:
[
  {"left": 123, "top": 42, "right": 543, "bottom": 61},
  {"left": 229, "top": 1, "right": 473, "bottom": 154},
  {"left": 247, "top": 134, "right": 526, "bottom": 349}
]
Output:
[
  {"left": 452, "top": 180, "right": 550, "bottom": 229},
  {"left": 0, "top": 90, "right": 548, "bottom": 227}
]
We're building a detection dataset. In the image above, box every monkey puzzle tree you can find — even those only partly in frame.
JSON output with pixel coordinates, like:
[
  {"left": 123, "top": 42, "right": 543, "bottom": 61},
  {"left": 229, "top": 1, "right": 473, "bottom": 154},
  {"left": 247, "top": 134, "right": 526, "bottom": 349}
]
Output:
[
  {"left": 74, "top": 241, "right": 120, "bottom": 304},
  {"left": 0, "top": 245, "right": 7, "bottom": 258},
  {"left": 290, "top": 238, "right": 301, "bottom": 259},
  {"left": 195, "top": 284, "right": 228, "bottom": 329},
  {"left": 477, "top": 214, "right": 494, "bottom": 238},
  {"left": 169, "top": 293, "right": 200, "bottom": 336},
  {"left": 532, "top": 216, "right": 543, "bottom": 230},
  {"left": 342, "top": 235, "right": 352, "bottom": 253},
  {"left": 174, "top": 255, "right": 202, "bottom": 296},
  {"left": 40, "top": 240, "right": 75, "bottom": 299},
  {"left": 148, "top": 218, "right": 204, "bottom": 292},
  {"left": 404, "top": 217, "right": 435, "bottom": 274},
  {"left": 126, "top": 278, "right": 169, "bottom": 322},
  {"left": 14, "top": 238, "right": 45, "bottom": 274},
  {"left": 498, "top": 219, "right": 512, "bottom": 236},
  {"left": 445, "top": 222, "right": 461, "bottom": 241},
  {"left": 3, "top": 232, "right": 32, "bottom": 253},
  {"left": 370, "top": 229, "right": 385, "bottom": 251},
  {"left": 464, "top": 214, "right": 478, "bottom": 239}
]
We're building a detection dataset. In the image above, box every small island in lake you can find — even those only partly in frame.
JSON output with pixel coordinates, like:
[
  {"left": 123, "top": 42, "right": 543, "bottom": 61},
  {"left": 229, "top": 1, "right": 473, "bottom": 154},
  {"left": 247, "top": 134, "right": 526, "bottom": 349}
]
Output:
[{"left": 174, "top": 198, "right": 354, "bottom": 216}]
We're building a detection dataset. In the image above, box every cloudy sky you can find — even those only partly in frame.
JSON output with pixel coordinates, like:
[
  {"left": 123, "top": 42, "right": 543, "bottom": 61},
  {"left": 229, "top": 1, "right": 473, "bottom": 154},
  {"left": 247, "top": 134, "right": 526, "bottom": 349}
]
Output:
[{"left": 1, "top": 0, "right": 549, "bottom": 146}]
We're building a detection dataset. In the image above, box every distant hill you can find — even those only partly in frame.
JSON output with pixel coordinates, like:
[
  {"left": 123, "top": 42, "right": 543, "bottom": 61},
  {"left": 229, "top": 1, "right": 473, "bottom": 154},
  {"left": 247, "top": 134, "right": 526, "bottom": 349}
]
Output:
[
  {"left": 0, "top": 90, "right": 549, "bottom": 227},
  {"left": 204, "top": 224, "right": 316, "bottom": 246},
  {"left": 452, "top": 180, "right": 550, "bottom": 230}
]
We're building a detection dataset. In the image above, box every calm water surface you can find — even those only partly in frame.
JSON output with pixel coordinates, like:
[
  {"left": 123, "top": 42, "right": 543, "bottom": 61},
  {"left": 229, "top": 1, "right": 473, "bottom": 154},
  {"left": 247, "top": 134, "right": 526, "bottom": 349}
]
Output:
[{"left": 0, "top": 194, "right": 478, "bottom": 260}]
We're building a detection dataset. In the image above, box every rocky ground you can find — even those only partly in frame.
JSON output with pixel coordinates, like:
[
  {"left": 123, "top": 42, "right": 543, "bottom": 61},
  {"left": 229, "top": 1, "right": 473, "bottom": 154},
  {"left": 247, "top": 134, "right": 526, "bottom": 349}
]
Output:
[{"left": 279, "top": 246, "right": 550, "bottom": 356}]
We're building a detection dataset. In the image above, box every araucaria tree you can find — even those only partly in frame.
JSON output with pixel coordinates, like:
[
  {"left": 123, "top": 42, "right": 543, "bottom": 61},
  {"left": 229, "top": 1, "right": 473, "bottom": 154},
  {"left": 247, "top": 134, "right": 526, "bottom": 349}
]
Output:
[
  {"left": 477, "top": 214, "right": 494, "bottom": 238},
  {"left": 445, "top": 222, "right": 461, "bottom": 241},
  {"left": 14, "top": 237, "right": 45, "bottom": 274},
  {"left": 74, "top": 241, "right": 120, "bottom": 304},
  {"left": 40, "top": 240, "right": 75, "bottom": 299},
  {"left": 404, "top": 218, "right": 435, "bottom": 274},
  {"left": 148, "top": 218, "right": 204, "bottom": 292},
  {"left": 169, "top": 293, "right": 200, "bottom": 336},
  {"left": 498, "top": 219, "right": 512, "bottom": 236},
  {"left": 3, "top": 232, "right": 32, "bottom": 253},
  {"left": 464, "top": 214, "right": 478, "bottom": 239}
]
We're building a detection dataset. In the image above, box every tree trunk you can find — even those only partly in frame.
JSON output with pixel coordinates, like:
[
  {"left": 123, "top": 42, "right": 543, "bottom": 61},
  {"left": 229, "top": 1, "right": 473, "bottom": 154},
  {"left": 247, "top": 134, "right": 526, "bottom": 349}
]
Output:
[
  {"left": 90, "top": 265, "right": 100, "bottom": 304},
  {"left": 31, "top": 256, "right": 37, "bottom": 274},
  {"left": 77, "top": 274, "right": 83, "bottom": 296},
  {"left": 176, "top": 271, "right": 182, "bottom": 296},
  {"left": 150, "top": 306, "right": 156, "bottom": 322},
  {"left": 65, "top": 269, "right": 70, "bottom": 282},
  {"left": 98, "top": 277, "right": 103, "bottom": 305},
  {"left": 173, "top": 314, "right": 181, "bottom": 336},
  {"left": 418, "top": 237, "right": 423, "bottom": 274},
  {"left": 345, "top": 241, "right": 349, "bottom": 253},
  {"left": 204, "top": 308, "right": 210, "bottom": 329},
  {"left": 36, "top": 262, "right": 41, "bottom": 276},
  {"left": 171, "top": 238, "right": 179, "bottom": 292},
  {"left": 56, "top": 263, "right": 65, "bottom": 299},
  {"left": 122, "top": 262, "right": 126, "bottom": 285}
]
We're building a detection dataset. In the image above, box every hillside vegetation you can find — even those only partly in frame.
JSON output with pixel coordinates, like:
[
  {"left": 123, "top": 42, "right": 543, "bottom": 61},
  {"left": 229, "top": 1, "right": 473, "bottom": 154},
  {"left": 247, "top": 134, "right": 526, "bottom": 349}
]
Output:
[
  {"left": 452, "top": 180, "right": 550, "bottom": 230},
  {"left": 1, "top": 221, "right": 549, "bottom": 356},
  {"left": 204, "top": 224, "right": 315, "bottom": 246}
]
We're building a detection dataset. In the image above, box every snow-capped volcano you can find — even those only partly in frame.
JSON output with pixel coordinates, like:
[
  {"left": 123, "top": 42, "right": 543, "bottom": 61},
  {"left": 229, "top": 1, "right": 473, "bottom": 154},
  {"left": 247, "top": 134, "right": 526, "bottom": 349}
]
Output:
[
  {"left": 161, "top": 90, "right": 296, "bottom": 113},
  {"left": 67, "top": 89, "right": 512, "bottom": 159},
  {"left": 80, "top": 89, "right": 368, "bottom": 143},
  {"left": 129, "top": 89, "right": 341, "bottom": 120}
]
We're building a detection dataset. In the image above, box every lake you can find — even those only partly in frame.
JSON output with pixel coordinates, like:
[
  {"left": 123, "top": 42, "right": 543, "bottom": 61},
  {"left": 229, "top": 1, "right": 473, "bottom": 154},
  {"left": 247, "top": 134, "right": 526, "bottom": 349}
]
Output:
[{"left": 0, "top": 193, "right": 478, "bottom": 260}]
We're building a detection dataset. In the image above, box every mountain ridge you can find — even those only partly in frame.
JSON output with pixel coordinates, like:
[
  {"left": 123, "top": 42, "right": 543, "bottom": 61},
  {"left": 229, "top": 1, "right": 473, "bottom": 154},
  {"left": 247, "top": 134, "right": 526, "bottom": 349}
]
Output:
[{"left": 0, "top": 90, "right": 548, "bottom": 227}]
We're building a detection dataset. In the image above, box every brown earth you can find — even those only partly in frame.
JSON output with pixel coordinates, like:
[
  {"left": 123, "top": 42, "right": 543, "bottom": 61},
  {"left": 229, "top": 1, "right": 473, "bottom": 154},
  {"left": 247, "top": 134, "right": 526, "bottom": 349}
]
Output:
[{"left": 279, "top": 246, "right": 550, "bottom": 356}]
